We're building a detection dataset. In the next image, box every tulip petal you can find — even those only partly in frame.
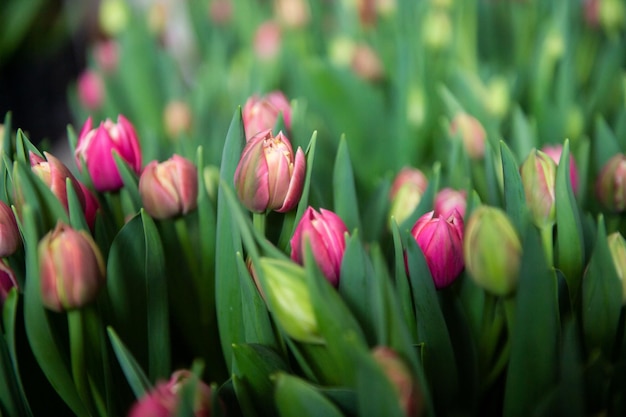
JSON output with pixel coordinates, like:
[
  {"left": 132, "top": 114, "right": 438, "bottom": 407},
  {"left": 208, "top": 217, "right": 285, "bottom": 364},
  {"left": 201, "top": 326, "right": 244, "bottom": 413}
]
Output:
[{"left": 278, "top": 147, "right": 306, "bottom": 212}]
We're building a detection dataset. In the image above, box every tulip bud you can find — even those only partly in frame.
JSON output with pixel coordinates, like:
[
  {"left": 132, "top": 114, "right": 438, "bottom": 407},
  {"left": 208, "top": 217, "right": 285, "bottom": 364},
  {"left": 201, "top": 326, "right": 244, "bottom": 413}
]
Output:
[
  {"left": 29, "top": 152, "right": 86, "bottom": 213},
  {"left": 99, "top": 0, "right": 130, "bottom": 36},
  {"left": 128, "top": 369, "right": 213, "bottom": 417},
  {"left": 434, "top": 188, "right": 467, "bottom": 219},
  {"left": 464, "top": 206, "right": 522, "bottom": 296},
  {"left": 254, "top": 21, "right": 282, "bottom": 61},
  {"left": 389, "top": 167, "right": 428, "bottom": 226},
  {"left": 422, "top": 9, "right": 452, "bottom": 50},
  {"left": 351, "top": 43, "right": 384, "bottom": 82},
  {"left": 234, "top": 130, "right": 305, "bottom": 213},
  {"left": 596, "top": 154, "right": 626, "bottom": 212},
  {"left": 0, "top": 200, "right": 20, "bottom": 257},
  {"left": 75, "top": 115, "right": 142, "bottom": 192},
  {"left": 242, "top": 92, "right": 292, "bottom": 139},
  {"left": 274, "top": 0, "right": 310, "bottom": 29},
  {"left": 163, "top": 100, "right": 192, "bottom": 139},
  {"left": 540, "top": 144, "right": 580, "bottom": 195},
  {"left": 77, "top": 70, "right": 104, "bottom": 111},
  {"left": 409, "top": 210, "right": 464, "bottom": 289},
  {"left": 290, "top": 207, "right": 349, "bottom": 286},
  {"left": 209, "top": 0, "right": 233, "bottom": 24},
  {"left": 449, "top": 113, "right": 486, "bottom": 160},
  {"left": 94, "top": 40, "right": 119, "bottom": 73},
  {"left": 0, "top": 260, "right": 18, "bottom": 306},
  {"left": 372, "top": 346, "right": 424, "bottom": 417},
  {"left": 139, "top": 155, "right": 198, "bottom": 220},
  {"left": 39, "top": 222, "right": 106, "bottom": 312},
  {"left": 520, "top": 149, "right": 557, "bottom": 228},
  {"left": 607, "top": 232, "right": 626, "bottom": 304},
  {"left": 258, "top": 257, "right": 321, "bottom": 343}
]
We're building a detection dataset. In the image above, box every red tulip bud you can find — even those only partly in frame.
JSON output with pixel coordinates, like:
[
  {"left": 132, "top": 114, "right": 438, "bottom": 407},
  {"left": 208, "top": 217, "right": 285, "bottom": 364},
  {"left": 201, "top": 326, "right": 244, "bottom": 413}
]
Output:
[
  {"left": 434, "top": 188, "right": 467, "bottom": 219},
  {"left": 0, "top": 260, "right": 18, "bottom": 306},
  {"left": 0, "top": 200, "right": 20, "bottom": 257},
  {"left": 596, "top": 154, "right": 626, "bottom": 212},
  {"left": 540, "top": 144, "right": 579, "bottom": 195},
  {"left": 242, "top": 92, "right": 291, "bottom": 139}
]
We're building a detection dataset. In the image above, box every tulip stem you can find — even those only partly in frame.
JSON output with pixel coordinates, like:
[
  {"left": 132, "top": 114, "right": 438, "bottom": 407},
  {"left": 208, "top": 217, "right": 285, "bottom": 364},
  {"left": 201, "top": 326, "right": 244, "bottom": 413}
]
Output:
[
  {"left": 540, "top": 225, "right": 554, "bottom": 266},
  {"left": 175, "top": 217, "right": 200, "bottom": 280},
  {"left": 253, "top": 213, "right": 266, "bottom": 236},
  {"left": 68, "top": 310, "right": 95, "bottom": 416}
]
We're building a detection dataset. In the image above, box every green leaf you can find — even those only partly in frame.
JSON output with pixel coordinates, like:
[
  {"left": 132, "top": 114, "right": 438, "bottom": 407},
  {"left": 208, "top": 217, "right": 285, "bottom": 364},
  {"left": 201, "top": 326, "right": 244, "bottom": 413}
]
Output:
[
  {"left": 554, "top": 140, "right": 584, "bottom": 300},
  {"left": 215, "top": 108, "right": 246, "bottom": 372},
  {"left": 14, "top": 130, "right": 42, "bottom": 165},
  {"left": 274, "top": 373, "right": 345, "bottom": 417},
  {"left": 107, "top": 327, "right": 151, "bottom": 399},
  {"left": 332, "top": 136, "right": 361, "bottom": 233},
  {"left": 66, "top": 178, "right": 89, "bottom": 232},
  {"left": 593, "top": 117, "right": 621, "bottom": 171},
  {"left": 113, "top": 153, "right": 141, "bottom": 212},
  {"left": 503, "top": 226, "right": 559, "bottom": 417},
  {"left": 290, "top": 132, "right": 317, "bottom": 246},
  {"left": 404, "top": 235, "right": 459, "bottom": 409},
  {"left": 391, "top": 220, "right": 417, "bottom": 342},
  {"left": 500, "top": 141, "right": 528, "bottom": 235},
  {"left": 511, "top": 106, "right": 535, "bottom": 160},
  {"left": 582, "top": 216, "right": 623, "bottom": 356}
]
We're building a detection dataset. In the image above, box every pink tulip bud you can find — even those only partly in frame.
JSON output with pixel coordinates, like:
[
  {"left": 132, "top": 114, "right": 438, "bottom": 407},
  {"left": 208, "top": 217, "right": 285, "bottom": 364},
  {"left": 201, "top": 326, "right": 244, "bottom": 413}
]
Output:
[
  {"left": 0, "top": 260, "right": 18, "bottom": 306},
  {"left": 0, "top": 200, "right": 20, "bottom": 257},
  {"left": 351, "top": 43, "right": 384, "bottom": 82},
  {"left": 274, "top": 0, "right": 310, "bottom": 29},
  {"left": 39, "top": 222, "right": 106, "bottom": 312},
  {"left": 520, "top": 149, "right": 557, "bottom": 227},
  {"left": 234, "top": 130, "right": 305, "bottom": 213},
  {"left": 77, "top": 70, "right": 104, "bottom": 111},
  {"left": 450, "top": 113, "right": 486, "bottom": 160},
  {"left": 94, "top": 39, "right": 119, "bottom": 73},
  {"left": 163, "top": 100, "right": 192, "bottom": 139},
  {"left": 434, "top": 188, "right": 467, "bottom": 219},
  {"left": 242, "top": 92, "right": 291, "bottom": 139},
  {"left": 540, "top": 144, "right": 580, "bottom": 195},
  {"left": 128, "top": 370, "right": 214, "bottom": 417},
  {"left": 372, "top": 346, "right": 424, "bottom": 417},
  {"left": 290, "top": 207, "right": 348, "bottom": 286},
  {"left": 254, "top": 21, "right": 282, "bottom": 61},
  {"left": 209, "top": 0, "right": 233, "bottom": 24},
  {"left": 75, "top": 115, "right": 142, "bottom": 192},
  {"left": 139, "top": 154, "right": 198, "bottom": 220},
  {"left": 409, "top": 210, "right": 464, "bottom": 289},
  {"left": 596, "top": 154, "right": 626, "bottom": 212},
  {"left": 389, "top": 167, "right": 428, "bottom": 226}
]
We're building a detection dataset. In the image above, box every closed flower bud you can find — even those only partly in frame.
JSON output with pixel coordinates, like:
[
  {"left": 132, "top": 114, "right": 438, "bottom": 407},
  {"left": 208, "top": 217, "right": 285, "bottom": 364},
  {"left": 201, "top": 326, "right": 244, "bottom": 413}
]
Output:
[
  {"left": 290, "top": 207, "right": 348, "bottom": 286},
  {"left": 520, "top": 149, "right": 557, "bottom": 227},
  {"left": 254, "top": 21, "right": 282, "bottom": 61},
  {"left": 464, "top": 206, "right": 522, "bottom": 296},
  {"left": 163, "top": 100, "right": 192, "bottom": 139},
  {"left": 607, "top": 232, "right": 626, "bottom": 304},
  {"left": 242, "top": 92, "right": 292, "bottom": 139},
  {"left": 450, "top": 113, "right": 486, "bottom": 160},
  {"left": 77, "top": 70, "right": 104, "bottom": 111},
  {"left": 389, "top": 167, "right": 428, "bottom": 226},
  {"left": 94, "top": 40, "right": 119, "bottom": 73},
  {"left": 351, "top": 43, "right": 384, "bottom": 82},
  {"left": 434, "top": 188, "right": 467, "bottom": 219},
  {"left": 595, "top": 154, "right": 626, "bottom": 212},
  {"left": 39, "top": 222, "right": 106, "bottom": 312},
  {"left": 0, "top": 260, "right": 18, "bottom": 306},
  {"left": 0, "top": 200, "right": 20, "bottom": 257},
  {"left": 139, "top": 154, "right": 198, "bottom": 220},
  {"left": 540, "top": 144, "right": 580, "bottom": 195},
  {"left": 409, "top": 210, "right": 464, "bottom": 289},
  {"left": 372, "top": 346, "right": 424, "bottom": 417},
  {"left": 258, "top": 257, "right": 321, "bottom": 343},
  {"left": 274, "top": 0, "right": 310, "bottom": 29},
  {"left": 75, "top": 115, "right": 142, "bottom": 192},
  {"left": 129, "top": 369, "right": 214, "bottom": 417},
  {"left": 234, "top": 130, "right": 305, "bottom": 213}
]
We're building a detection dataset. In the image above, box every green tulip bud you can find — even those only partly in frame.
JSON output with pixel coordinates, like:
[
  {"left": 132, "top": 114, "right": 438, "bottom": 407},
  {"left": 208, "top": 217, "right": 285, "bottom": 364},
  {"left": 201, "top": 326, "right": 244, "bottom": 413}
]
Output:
[{"left": 520, "top": 149, "right": 557, "bottom": 228}]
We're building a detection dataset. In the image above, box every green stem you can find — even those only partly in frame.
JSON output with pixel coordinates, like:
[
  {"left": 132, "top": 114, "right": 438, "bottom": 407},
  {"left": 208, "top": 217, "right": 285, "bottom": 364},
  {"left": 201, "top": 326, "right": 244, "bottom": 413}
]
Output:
[
  {"left": 480, "top": 340, "right": 511, "bottom": 394},
  {"left": 68, "top": 310, "right": 94, "bottom": 417},
  {"left": 175, "top": 217, "right": 200, "bottom": 280},
  {"left": 540, "top": 224, "right": 554, "bottom": 267},
  {"left": 253, "top": 212, "right": 266, "bottom": 236}
]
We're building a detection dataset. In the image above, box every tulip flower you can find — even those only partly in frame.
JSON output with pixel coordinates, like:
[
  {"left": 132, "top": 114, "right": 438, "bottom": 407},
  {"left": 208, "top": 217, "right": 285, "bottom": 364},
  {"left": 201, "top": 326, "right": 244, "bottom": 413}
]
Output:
[
  {"left": 595, "top": 154, "right": 626, "bottom": 212},
  {"left": 75, "top": 115, "right": 142, "bottom": 192},
  {"left": 351, "top": 43, "right": 384, "bottom": 81},
  {"left": 463, "top": 206, "right": 521, "bottom": 296},
  {"left": 77, "top": 70, "right": 104, "bottom": 111},
  {"left": 409, "top": 210, "right": 464, "bottom": 289},
  {"left": 290, "top": 207, "right": 348, "bottom": 286},
  {"left": 449, "top": 112, "right": 486, "bottom": 160},
  {"left": 0, "top": 200, "right": 20, "bottom": 257},
  {"left": 372, "top": 346, "right": 424, "bottom": 417},
  {"left": 389, "top": 167, "right": 428, "bottom": 226},
  {"left": 259, "top": 257, "right": 321, "bottom": 343},
  {"left": 607, "top": 232, "right": 626, "bottom": 304},
  {"left": 128, "top": 370, "right": 213, "bottom": 417},
  {"left": 434, "top": 188, "right": 467, "bottom": 219},
  {"left": 0, "top": 260, "right": 18, "bottom": 306},
  {"left": 234, "top": 130, "right": 305, "bottom": 213},
  {"left": 139, "top": 154, "right": 198, "bottom": 220},
  {"left": 540, "top": 144, "right": 580, "bottom": 195},
  {"left": 39, "top": 222, "right": 106, "bottom": 312},
  {"left": 242, "top": 92, "right": 292, "bottom": 139},
  {"left": 254, "top": 21, "right": 282, "bottom": 61},
  {"left": 163, "top": 100, "right": 192, "bottom": 139},
  {"left": 520, "top": 149, "right": 557, "bottom": 228}
]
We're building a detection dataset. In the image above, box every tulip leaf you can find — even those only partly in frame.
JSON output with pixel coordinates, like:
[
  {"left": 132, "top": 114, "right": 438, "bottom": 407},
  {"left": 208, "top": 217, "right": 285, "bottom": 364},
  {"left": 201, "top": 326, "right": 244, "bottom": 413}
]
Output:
[
  {"left": 66, "top": 124, "right": 79, "bottom": 154},
  {"left": 582, "top": 216, "right": 623, "bottom": 356},
  {"left": 333, "top": 136, "right": 361, "bottom": 233},
  {"left": 14, "top": 129, "right": 42, "bottom": 165},
  {"left": 361, "top": 178, "right": 391, "bottom": 243},
  {"left": 404, "top": 235, "right": 459, "bottom": 410},
  {"left": 390, "top": 220, "right": 417, "bottom": 342},
  {"left": 274, "top": 373, "right": 345, "bottom": 417},
  {"left": 106, "top": 212, "right": 170, "bottom": 383},
  {"left": 503, "top": 226, "right": 559, "bottom": 417},
  {"left": 554, "top": 140, "right": 584, "bottom": 300},
  {"left": 232, "top": 343, "right": 289, "bottom": 417},
  {"left": 113, "top": 153, "right": 141, "bottom": 213},
  {"left": 511, "top": 106, "right": 535, "bottom": 162},
  {"left": 21, "top": 205, "right": 90, "bottom": 416},
  {"left": 292, "top": 132, "right": 317, "bottom": 241},
  {"left": 500, "top": 141, "right": 528, "bottom": 235},
  {"left": 593, "top": 117, "right": 621, "bottom": 171},
  {"left": 66, "top": 178, "right": 89, "bottom": 232},
  {"left": 215, "top": 107, "right": 246, "bottom": 372},
  {"left": 106, "top": 326, "right": 151, "bottom": 399},
  {"left": 339, "top": 232, "right": 377, "bottom": 344}
]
